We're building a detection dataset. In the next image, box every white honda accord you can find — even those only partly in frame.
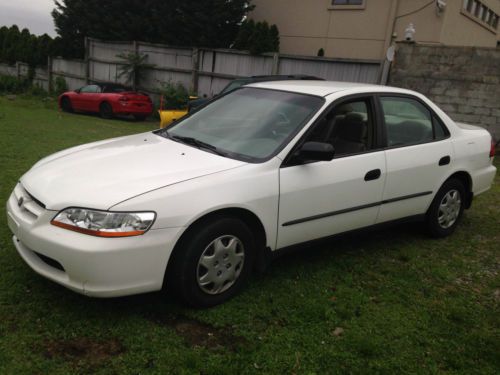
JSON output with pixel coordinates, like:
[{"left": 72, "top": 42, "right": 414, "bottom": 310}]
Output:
[{"left": 6, "top": 81, "right": 497, "bottom": 307}]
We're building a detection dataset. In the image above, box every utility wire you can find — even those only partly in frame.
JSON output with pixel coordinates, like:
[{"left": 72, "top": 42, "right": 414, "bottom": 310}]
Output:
[{"left": 395, "top": 0, "right": 436, "bottom": 19}]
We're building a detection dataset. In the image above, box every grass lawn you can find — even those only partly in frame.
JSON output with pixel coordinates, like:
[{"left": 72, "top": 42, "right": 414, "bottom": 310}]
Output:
[{"left": 0, "top": 96, "right": 499, "bottom": 374}]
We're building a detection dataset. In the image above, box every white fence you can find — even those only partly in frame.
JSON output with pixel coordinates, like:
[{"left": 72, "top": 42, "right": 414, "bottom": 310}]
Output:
[
  {"left": 0, "top": 62, "right": 49, "bottom": 91},
  {"left": 1, "top": 38, "right": 382, "bottom": 97}
]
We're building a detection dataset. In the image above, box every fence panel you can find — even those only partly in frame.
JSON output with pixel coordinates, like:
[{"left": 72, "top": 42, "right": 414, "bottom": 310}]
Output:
[
  {"left": 89, "top": 40, "right": 133, "bottom": 61},
  {"left": 51, "top": 58, "right": 87, "bottom": 90},
  {"left": 278, "top": 57, "right": 380, "bottom": 83},
  {"left": 141, "top": 69, "right": 191, "bottom": 92},
  {"left": 1, "top": 38, "right": 383, "bottom": 97},
  {"left": 0, "top": 63, "right": 17, "bottom": 76},
  {"left": 199, "top": 50, "right": 274, "bottom": 77},
  {"left": 139, "top": 44, "right": 192, "bottom": 70},
  {"left": 33, "top": 68, "right": 49, "bottom": 90}
]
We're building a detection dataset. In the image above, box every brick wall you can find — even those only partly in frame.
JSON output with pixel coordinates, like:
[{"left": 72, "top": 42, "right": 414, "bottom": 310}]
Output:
[{"left": 389, "top": 43, "right": 500, "bottom": 139}]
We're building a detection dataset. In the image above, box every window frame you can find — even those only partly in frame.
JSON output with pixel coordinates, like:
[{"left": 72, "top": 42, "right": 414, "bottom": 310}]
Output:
[
  {"left": 329, "top": 0, "right": 366, "bottom": 10},
  {"left": 462, "top": 0, "right": 499, "bottom": 32},
  {"left": 376, "top": 94, "right": 450, "bottom": 150},
  {"left": 282, "top": 93, "right": 383, "bottom": 167}
]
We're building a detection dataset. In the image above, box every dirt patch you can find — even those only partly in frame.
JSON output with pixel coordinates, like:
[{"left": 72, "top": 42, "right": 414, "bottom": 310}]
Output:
[
  {"left": 43, "top": 337, "right": 125, "bottom": 365},
  {"left": 147, "top": 314, "right": 246, "bottom": 351}
]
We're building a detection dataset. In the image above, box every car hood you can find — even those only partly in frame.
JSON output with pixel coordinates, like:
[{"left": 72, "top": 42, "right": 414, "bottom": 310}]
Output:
[{"left": 21, "top": 132, "right": 246, "bottom": 210}]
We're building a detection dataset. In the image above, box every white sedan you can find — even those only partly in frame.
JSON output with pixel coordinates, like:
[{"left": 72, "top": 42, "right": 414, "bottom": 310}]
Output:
[{"left": 6, "top": 81, "right": 497, "bottom": 307}]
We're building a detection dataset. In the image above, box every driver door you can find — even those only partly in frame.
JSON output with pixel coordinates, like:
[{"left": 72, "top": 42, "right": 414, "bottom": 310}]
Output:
[
  {"left": 277, "top": 95, "right": 386, "bottom": 248},
  {"left": 73, "top": 85, "right": 100, "bottom": 111}
]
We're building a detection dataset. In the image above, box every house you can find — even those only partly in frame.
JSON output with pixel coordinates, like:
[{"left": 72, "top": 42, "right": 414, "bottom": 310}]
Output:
[{"left": 250, "top": 0, "right": 500, "bottom": 60}]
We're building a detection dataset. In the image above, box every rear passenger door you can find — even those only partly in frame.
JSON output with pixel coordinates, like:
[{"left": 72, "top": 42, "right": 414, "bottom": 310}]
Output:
[{"left": 376, "top": 95, "right": 452, "bottom": 224}]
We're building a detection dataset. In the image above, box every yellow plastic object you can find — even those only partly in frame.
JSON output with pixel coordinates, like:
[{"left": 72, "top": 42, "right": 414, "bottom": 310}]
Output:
[{"left": 159, "top": 109, "right": 188, "bottom": 129}]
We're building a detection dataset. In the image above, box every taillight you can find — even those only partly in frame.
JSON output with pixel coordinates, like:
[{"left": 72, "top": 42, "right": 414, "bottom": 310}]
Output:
[{"left": 490, "top": 138, "right": 496, "bottom": 158}]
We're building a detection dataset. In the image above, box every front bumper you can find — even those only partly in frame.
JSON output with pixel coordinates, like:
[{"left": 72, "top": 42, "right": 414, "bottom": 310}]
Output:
[{"left": 6, "top": 183, "right": 183, "bottom": 297}]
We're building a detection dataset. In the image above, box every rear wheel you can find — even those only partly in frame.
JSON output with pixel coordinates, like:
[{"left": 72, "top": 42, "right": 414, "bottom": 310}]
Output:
[
  {"left": 167, "top": 217, "right": 255, "bottom": 308},
  {"left": 133, "top": 115, "right": 147, "bottom": 121},
  {"left": 426, "top": 178, "right": 465, "bottom": 238},
  {"left": 61, "top": 97, "right": 73, "bottom": 113},
  {"left": 100, "top": 102, "right": 113, "bottom": 119}
]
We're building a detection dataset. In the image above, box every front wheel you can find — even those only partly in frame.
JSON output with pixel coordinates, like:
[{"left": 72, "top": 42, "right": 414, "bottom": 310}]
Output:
[
  {"left": 168, "top": 217, "right": 255, "bottom": 307},
  {"left": 426, "top": 178, "right": 466, "bottom": 238}
]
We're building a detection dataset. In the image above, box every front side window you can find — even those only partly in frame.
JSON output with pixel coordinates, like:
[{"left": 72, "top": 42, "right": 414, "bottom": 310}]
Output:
[
  {"left": 162, "top": 88, "right": 324, "bottom": 161},
  {"left": 80, "top": 85, "right": 100, "bottom": 93},
  {"left": 381, "top": 96, "right": 447, "bottom": 147},
  {"left": 303, "top": 98, "right": 374, "bottom": 157}
]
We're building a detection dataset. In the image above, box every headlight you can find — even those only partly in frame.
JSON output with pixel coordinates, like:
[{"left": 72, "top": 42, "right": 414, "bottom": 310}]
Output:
[{"left": 51, "top": 208, "right": 156, "bottom": 237}]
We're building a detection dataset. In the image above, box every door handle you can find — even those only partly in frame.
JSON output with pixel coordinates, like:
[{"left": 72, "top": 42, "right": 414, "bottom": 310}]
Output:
[
  {"left": 439, "top": 156, "right": 450, "bottom": 166},
  {"left": 364, "top": 169, "right": 381, "bottom": 181}
]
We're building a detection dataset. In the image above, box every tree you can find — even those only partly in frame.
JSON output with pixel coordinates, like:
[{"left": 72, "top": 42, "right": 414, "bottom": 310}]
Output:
[
  {"left": 0, "top": 25, "right": 55, "bottom": 67},
  {"left": 52, "top": 0, "right": 255, "bottom": 59},
  {"left": 116, "top": 52, "right": 155, "bottom": 91},
  {"left": 233, "top": 20, "right": 280, "bottom": 55}
]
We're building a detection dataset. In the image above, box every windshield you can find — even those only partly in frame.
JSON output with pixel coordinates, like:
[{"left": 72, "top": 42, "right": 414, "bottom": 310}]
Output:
[{"left": 161, "top": 88, "right": 324, "bottom": 162}]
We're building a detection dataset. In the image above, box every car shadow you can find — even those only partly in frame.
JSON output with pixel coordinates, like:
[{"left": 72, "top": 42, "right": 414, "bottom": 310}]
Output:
[
  {"left": 36, "top": 221, "right": 427, "bottom": 318},
  {"left": 61, "top": 110, "right": 156, "bottom": 123}
]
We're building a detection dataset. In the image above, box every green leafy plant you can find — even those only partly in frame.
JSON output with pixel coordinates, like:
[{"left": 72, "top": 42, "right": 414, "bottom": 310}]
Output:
[
  {"left": 0, "top": 74, "right": 31, "bottom": 93},
  {"left": 159, "top": 81, "right": 190, "bottom": 110},
  {"left": 53, "top": 76, "right": 68, "bottom": 96},
  {"left": 116, "top": 52, "right": 155, "bottom": 91}
]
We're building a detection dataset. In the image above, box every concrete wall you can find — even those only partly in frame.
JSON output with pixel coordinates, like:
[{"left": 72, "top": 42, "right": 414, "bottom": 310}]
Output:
[{"left": 389, "top": 42, "right": 500, "bottom": 139}]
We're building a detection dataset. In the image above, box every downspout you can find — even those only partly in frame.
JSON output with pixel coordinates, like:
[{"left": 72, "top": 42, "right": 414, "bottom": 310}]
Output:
[{"left": 379, "top": 0, "right": 400, "bottom": 84}]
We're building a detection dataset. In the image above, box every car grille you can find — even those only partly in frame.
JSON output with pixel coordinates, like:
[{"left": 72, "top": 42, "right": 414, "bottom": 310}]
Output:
[{"left": 13, "top": 183, "right": 46, "bottom": 222}]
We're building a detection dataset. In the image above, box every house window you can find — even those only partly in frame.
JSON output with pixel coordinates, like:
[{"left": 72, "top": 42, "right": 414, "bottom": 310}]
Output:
[
  {"left": 329, "top": 0, "right": 365, "bottom": 10},
  {"left": 462, "top": 0, "right": 499, "bottom": 31},
  {"left": 332, "top": 0, "right": 364, "bottom": 5}
]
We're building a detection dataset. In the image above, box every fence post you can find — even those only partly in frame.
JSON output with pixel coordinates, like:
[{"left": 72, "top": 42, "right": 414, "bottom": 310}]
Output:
[
  {"left": 132, "top": 41, "right": 139, "bottom": 90},
  {"left": 84, "top": 37, "right": 90, "bottom": 84},
  {"left": 272, "top": 52, "right": 280, "bottom": 75},
  {"left": 192, "top": 48, "right": 200, "bottom": 94},
  {"left": 47, "top": 56, "right": 53, "bottom": 94}
]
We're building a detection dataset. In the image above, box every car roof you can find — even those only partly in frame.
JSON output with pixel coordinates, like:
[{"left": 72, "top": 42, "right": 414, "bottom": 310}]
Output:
[{"left": 247, "top": 80, "right": 415, "bottom": 97}]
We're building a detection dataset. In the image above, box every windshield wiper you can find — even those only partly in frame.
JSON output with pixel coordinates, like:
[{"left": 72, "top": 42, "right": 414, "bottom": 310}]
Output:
[{"left": 169, "top": 134, "right": 227, "bottom": 156}]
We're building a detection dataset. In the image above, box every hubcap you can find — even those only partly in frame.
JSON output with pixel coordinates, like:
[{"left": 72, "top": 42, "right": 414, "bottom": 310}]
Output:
[
  {"left": 438, "top": 189, "right": 461, "bottom": 229},
  {"left": 196, "top": 235, "right": 245, "bottom": 295}
]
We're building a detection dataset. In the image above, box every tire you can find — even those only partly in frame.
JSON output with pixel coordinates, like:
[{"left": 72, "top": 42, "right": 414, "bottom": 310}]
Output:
[
  {"left": 168, "top": 217, "right": 255, "bottom": 308},
  {"left": 61, "top": 97, "right": 73, "bottom": 113},
  {"left": 133, "top": 115, "right": 147, "bottom": 121},
  {"left": 426, "top": 178, "right": 466, "bottom": 238},
  {"left": 100, "top": 102, "right": 113, "bottom": 119}
]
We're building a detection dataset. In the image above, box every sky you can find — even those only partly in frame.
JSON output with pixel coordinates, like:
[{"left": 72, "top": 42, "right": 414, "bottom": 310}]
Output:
[{"left": 0, "top": 0, "right": 57, "bottom": 36}]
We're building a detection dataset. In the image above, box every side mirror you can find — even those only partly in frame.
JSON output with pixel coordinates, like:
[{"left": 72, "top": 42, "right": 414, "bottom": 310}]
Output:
[
  {"left": 74, "top": 88, "right": 81, "bottom": 94},
  {"left": 296, "top": 141, "right": 334, "bottom": 162}
]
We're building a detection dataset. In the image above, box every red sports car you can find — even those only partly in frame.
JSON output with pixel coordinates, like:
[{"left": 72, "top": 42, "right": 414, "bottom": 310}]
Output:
[{"left": 58, "top": 83, "right": 153, "bottom": 121}]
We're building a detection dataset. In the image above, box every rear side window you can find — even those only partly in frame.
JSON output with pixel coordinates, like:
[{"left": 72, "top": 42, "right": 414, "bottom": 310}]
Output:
[{"left": 381, "top": 97, "right": 436, "bottom": 147}]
